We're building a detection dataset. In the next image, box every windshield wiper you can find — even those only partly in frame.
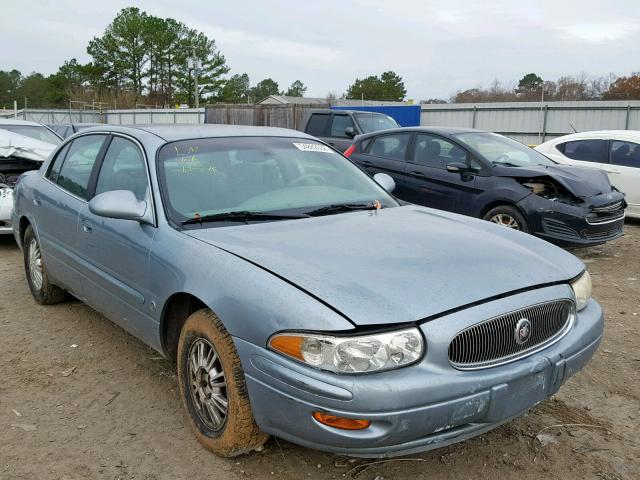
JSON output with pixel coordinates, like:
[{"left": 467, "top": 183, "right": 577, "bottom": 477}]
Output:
[
  {"left": 306, "top": 202, "right": 381, "bottom": 217},
  {"left": 181, "top": 210, "right": 309, "bottom": 226}
]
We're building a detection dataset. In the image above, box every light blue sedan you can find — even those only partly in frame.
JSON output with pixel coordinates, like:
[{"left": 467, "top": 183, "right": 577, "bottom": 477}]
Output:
[{"left": 12, "top": 125, "right": 603, "bottom": 458}]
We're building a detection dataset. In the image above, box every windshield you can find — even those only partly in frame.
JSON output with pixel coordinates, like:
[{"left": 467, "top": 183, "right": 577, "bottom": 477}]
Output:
[
  {"left": 354, "top": 113, "right": 399, "bottom": 134},
  {"left": 158, "top": 136, "right": 398, "bottom": 226},
  {"left": 0, "top": 125, "right": 62, "bottom": 145},
  {"left": 454, "top": 132, "right": 554, "bottom": 167}
]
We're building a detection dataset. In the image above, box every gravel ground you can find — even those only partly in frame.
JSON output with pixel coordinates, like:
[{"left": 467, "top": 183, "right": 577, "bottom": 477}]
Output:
[{"left": 1, "top": 223, "right": 639, "bottom": 480}]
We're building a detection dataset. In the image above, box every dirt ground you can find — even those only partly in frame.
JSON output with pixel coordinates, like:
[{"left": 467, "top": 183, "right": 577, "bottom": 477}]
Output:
[{"left": 1, "top": 224, "right": 639, "bottom": 480}]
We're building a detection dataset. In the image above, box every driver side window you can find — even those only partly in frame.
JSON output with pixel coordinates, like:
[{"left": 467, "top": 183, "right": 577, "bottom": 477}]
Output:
[
  {"left": 329, "top": 115, "right": 354, "bottom": 138},
  {"left": 95, "top": 137, "right": 148, "bottom": 201}
]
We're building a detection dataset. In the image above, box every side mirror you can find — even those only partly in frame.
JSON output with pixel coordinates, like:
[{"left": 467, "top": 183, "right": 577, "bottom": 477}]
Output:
[
  {"left": 345, "top": 126, "right": 356, "bottom": 138},
  {"left": 373, "top": 173, "right": 396, "bottom": 193},
  {"left": 89, "top": 190, "right": 152, "bottom": 224},
  {"left": 446, "top": 162, "right": 470, "bottom": 173}
]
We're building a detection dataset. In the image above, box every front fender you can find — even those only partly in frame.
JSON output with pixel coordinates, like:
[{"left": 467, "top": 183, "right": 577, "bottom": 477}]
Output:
[{"left": 150, "top": 226, "right": 355, "bottom": 351}]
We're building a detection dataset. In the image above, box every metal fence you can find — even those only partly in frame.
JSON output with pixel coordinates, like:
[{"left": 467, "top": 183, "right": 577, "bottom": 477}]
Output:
[
  {"left": 205, "top": 104, "right": 329, "bottom": 130},
  {"left": 0, "top": 108, "right": 103, "bottom": 124},
  {"left": 420, "top": 101, "right": 640, "bottom": 145},
  {"left": 107, "top": 108, "right": 204, "bottom": 125},
  {"left": 0, "top": 108, "right": 204, "bottom": 125}
]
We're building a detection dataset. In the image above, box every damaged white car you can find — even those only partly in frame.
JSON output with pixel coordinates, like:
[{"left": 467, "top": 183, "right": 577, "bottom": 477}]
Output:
[{"left": 0, "top": 130, "right": 56, "bottom": 233}]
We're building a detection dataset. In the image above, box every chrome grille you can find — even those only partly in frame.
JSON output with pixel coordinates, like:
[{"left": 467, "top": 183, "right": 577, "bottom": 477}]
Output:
[
  {"left": 587, "top": 201, "right": 625, "bottom": 225},
  {"left": 592, "top": 201, "right": 622, "bottom": 212},
  {"left": 448, "top": 300, "right": 574, "bottom": 370}
]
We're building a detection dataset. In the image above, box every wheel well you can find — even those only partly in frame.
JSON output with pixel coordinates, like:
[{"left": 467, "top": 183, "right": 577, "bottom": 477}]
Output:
[
  {"left": 160, "top": 293, "right": 207, "bottom": 362},
  {"left": 18, "top": 217, "right": 31, "bottom": 246},
  {"left": 480, "top": 201, "right": 522, "bottom": 219}
]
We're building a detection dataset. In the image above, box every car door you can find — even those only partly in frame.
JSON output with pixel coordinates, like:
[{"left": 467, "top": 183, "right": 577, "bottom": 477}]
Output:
[
  {"left": 76, "top": 135, "right": 156, "bottom": 342},
  {"left": 351, "top": 132, "right": 413, "bottom": 198},
  {"left": 609, "top": 140, "right": 640, "bottom": 212},
  {"left": 326, "top": 113, "right": 357, "bottom": 152},
  {"left": 33, "top": 134, "right": 109, "bottom": 298},
  {"left": 402, "top": 133, "right": 477, "bottom": 213}
]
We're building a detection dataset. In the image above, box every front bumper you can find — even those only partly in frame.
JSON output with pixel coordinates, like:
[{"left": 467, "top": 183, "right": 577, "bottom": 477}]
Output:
[
  {"left": 236, "top": 285, "right": 603, "bottom": 457},
  {"left": 0, "top": 190, "right": 13, "bottom": 235},
  {"left": 517, "top": 194, "right": 625, "bottom": 246}
]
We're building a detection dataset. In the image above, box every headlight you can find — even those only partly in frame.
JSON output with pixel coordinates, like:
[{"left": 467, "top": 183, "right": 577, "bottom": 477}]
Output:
[
  {"left": 268, "top": 327, "right": 424, "bottom": 374},
  {"left": 571, "top": 270, "right": 592, "bottom": 311}
]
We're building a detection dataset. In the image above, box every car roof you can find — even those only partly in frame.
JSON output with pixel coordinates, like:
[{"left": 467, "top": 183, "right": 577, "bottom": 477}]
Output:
[
  {"left": 357, "top": 126, "right": 484, "bottom": 138},
  {"left": 79, "top": 124, "right": 318, "bottom": 142},
  {"left": 0, "top": 118, "right": 47, "bottom": 127},
  {"left": 307, "top": 109, "right": 391, "bottom": 116},
  {"left": 540, "top": 130, "right": 640, "bottom": 145}
]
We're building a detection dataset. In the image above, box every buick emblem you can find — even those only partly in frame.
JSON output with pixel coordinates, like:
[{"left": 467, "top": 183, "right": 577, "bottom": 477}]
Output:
[{"left": 514, "top": 318, "right": 532, "bottom": 345}]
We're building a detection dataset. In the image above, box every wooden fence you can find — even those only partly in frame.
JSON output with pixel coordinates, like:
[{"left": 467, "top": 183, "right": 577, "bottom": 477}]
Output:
[{"left": 205, "top": 103, "right": 329, "bottom": 130}]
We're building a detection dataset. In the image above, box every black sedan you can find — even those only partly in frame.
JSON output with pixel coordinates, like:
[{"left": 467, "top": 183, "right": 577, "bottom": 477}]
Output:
[{"left": 345, "top": 127, "right": 626, "bottom": 246}]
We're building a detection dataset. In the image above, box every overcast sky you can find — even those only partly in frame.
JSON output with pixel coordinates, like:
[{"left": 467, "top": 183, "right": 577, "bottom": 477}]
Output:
[{"left": 2, "top": 0, "right": 639, "bottom": 100}]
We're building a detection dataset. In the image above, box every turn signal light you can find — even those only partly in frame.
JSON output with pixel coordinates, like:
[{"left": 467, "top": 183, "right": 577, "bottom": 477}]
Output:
[{"left": 312, "top": 412, "right": 371, "bottom": 430}]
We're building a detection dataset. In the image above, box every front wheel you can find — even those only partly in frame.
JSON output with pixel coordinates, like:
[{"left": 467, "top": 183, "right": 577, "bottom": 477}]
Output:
[
  {"left": 483, "top": 205, "right": 529, "bottom": 232},
  {"left": 23, "top": 226, "right": 66, "bottom": 305},
  {"left": 177, "top": 309, "right": 267, "bottom": 457}
]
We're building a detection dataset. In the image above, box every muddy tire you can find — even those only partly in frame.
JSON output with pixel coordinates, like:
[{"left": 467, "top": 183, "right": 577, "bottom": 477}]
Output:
[
  {"left": 177, "top": 309, "right": 267, "bottom": 457},
  {"left": 23, "top": 226, "right": 67, "bottom": 305},
  {"left": 483, "top": 205, "right": 529, "bottom": 232}
]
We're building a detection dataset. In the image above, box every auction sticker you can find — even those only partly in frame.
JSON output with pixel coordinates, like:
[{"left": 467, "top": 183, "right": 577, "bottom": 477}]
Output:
[{"left": 293, "top": 143, "right": 333, "bottom": 153}]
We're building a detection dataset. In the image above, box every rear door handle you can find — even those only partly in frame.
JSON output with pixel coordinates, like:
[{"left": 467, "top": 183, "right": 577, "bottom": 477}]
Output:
[
  {"left": 605, "top": 170, "right": 620, "bottom": 174},
  {"left": 33, "top": 198, "right": 41, "bottom": 206},
  {"left": 409, "top": 171, "right": 427, "bottom": 178},
  {"left": 81, "top": 222, "right": 92, "bottom": 233}
]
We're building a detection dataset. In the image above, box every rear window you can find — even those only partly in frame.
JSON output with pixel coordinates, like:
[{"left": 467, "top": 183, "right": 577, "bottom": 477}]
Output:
[
  {"left": 0, "top": 124, "right": 62, "bottom": 145},
  {"left": 559, "top": 140, "right": 608, "bottom": 163},
  {"left": 305, "top": 114, "right": 330, "bottom": 136}
]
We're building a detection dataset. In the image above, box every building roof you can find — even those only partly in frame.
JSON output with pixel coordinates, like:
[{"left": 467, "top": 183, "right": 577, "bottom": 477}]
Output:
[
  {"left": 258, "top": 95, "right": 329, "bottom": 105},
  {"left": 258, "top": 95, "right": 412, "bottom": 107}
]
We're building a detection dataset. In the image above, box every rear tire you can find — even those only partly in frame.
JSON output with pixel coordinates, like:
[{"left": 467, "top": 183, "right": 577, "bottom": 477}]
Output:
[
  {"left": 483, "top": 205, "right": 529, "bottom": 232},
  {"left": 23, "top": 225, "right": 67, "bottom": 305},
  {"left": 177, "top": 309, "right": 267, "bottom": 457}
]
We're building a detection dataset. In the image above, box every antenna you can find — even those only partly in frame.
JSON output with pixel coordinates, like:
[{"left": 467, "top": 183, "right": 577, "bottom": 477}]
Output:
[{"left": 569, "top": 122, "right": 578, "bottom": 133}]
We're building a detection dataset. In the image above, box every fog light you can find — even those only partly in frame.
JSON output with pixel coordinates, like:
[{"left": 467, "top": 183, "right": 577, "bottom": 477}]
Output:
[{"left": 312, "top": 412, "right": 371, "bottom": 430}]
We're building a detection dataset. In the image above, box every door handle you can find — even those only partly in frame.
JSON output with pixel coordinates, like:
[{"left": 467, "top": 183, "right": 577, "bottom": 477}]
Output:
[
  {"left": 360, "top": 160, "right": 373, "bottom": 166},
  {"left": 409, "top": 171, "right": 427, "bottom": 178},
  {"left": 33, "top": 198, "right": 41, "bottom": 206},
  {"left": 81, "top": 223, "right": 92, "bottom": 233},
  {"left": 605, "top": 170, "right": 620, "bottom": 174}
]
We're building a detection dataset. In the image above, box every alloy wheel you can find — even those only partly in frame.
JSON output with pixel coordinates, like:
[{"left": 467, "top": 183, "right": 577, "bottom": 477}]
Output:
[
  {"left": 489, "top": 213, "right": 521, "bottom": 230},
  {"left": 28, "top": 238, "right": 44, "bottom": 290},
  {"left": 188, "top": 338, "right": 228, "bottom": 431}
]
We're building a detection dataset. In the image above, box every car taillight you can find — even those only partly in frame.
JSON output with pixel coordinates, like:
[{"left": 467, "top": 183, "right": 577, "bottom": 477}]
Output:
[{"left": 344, "top": 145, "right": 356, "bottom": 158}]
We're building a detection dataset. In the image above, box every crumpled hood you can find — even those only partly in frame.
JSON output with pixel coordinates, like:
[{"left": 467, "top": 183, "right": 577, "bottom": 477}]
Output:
[
  {"left": 493, "top": 164, "right": 612, "bottom": 198},
  {"left": 186, "top": 206, "right": 584, "bottom": 326},
  {"left": 0, "top": 129, "right": 55, "bottom": 162}
]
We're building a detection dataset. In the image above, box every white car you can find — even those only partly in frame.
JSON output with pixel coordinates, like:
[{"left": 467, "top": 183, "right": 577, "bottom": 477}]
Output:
[
  {"left": 0, "top": 129, "right": 56, "bottom": 233},
  {"left": 535, "top": 131, "right": 639, "bottom": 219}
]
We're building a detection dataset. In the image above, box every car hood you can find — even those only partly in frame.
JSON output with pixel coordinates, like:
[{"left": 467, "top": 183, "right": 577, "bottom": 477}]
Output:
[
  {"left": 186, "top": 206, "right": 584, "bottom": 327},
  {"left": 0, "top": 129, "right": 55, "bottom": 162},
  {"left": 493, "top": 164, "right": 612, "bottom": 198}
]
